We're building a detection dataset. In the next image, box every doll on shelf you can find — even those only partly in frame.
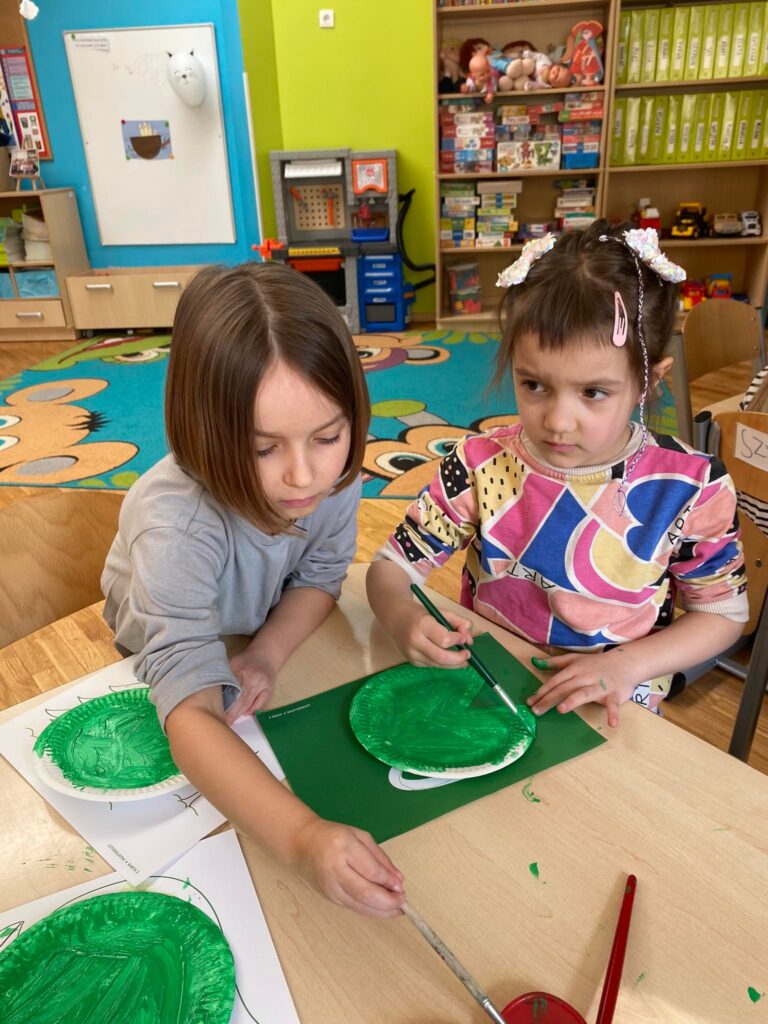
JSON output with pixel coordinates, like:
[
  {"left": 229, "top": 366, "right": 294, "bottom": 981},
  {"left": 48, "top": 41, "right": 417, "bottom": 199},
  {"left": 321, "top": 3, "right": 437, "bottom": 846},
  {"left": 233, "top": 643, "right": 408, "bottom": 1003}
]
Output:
[
  {"left": 564, "top": 20, "right": 605, "bottom": 85},
  {"left": 460, "top": 53, "right": 498, "bottom": 103}
]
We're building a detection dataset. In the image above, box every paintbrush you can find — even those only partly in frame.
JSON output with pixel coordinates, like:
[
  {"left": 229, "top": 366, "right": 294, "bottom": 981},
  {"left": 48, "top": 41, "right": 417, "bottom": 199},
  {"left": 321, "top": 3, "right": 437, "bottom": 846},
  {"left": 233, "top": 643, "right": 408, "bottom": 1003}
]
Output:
[
  {"left": 402, "top": 901, "right": 508, "bottom": 1024},
  {"left": 410, "top": 583, "right": 534, "bottom": 738}
]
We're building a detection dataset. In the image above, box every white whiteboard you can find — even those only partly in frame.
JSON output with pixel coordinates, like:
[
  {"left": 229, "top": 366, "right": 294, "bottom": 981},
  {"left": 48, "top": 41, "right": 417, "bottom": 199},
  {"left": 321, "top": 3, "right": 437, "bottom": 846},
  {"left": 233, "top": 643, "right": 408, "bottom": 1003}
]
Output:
[{"left": 64, "top": 24, "right": 235, "bottom": 245}]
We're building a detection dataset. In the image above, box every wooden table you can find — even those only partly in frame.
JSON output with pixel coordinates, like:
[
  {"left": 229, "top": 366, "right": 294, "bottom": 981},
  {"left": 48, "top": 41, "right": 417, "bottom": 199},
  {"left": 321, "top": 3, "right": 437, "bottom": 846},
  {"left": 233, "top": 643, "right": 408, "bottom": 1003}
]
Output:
[{"left": 2, "top": 565, "right": 767, "bottom": 1023}]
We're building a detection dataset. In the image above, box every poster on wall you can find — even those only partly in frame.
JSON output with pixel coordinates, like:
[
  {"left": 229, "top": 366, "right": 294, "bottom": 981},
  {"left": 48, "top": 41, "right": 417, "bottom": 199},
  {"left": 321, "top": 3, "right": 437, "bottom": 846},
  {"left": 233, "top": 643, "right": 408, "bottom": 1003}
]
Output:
[
  {"left": 64, "top": 24, "right": 235, "bottom": 246},
  {"left": 0, "top": 61, "right": 18, "bottom": 149},
  {"left": 0, "top": 47, "right": 49, "bottom": 157}
]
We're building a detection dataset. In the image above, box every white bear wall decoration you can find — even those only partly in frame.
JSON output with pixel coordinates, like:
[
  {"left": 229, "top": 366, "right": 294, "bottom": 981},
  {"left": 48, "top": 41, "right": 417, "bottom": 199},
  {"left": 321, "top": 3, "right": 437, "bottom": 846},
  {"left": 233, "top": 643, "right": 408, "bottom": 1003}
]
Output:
[{"left": 166, "top": 49, "right": 206, "bottom": 107}]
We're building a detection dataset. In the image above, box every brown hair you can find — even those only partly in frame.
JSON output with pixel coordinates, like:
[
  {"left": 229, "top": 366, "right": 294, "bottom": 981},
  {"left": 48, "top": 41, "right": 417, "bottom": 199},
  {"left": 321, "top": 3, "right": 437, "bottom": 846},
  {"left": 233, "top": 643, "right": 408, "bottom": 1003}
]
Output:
[
  {"left": 494, "top": 220, "right": 679, "bottom": 393},
  {"left": 166, "top": 261, "right": 370, "bottom": 534}
]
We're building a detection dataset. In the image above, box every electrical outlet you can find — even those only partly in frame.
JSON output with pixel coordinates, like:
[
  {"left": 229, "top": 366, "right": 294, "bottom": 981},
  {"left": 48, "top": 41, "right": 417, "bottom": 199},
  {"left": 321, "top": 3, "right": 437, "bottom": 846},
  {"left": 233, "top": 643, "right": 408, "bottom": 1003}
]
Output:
[{"left": 319, "top": 9, "right": 334, "bottom": 28}]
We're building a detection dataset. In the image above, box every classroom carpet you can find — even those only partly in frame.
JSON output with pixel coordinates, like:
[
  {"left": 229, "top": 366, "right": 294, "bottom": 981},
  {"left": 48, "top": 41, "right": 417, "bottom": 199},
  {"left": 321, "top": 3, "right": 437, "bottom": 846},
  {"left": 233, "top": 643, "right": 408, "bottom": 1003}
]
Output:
[{"left": 0, "top": 328, "right": 678, "bottom": 497}]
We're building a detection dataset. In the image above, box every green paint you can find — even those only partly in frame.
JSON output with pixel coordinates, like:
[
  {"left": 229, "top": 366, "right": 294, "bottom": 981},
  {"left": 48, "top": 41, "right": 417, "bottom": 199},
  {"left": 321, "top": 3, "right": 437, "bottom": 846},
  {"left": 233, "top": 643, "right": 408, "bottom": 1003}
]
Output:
[
  {"left": 599, "top": 679, "right": 608, "bottom": 692},
  {"left": 0, "top": 925, "right": 15, "bottom": 938},
  {"left": 522, "top": 781, "right": 541, "bottom": 803},
  {"left": 0, "top": 891, "right": 235, "bottom": 1024},
  {"left": 532, "top": 996, "right": 548, "bottom": 1018},
  {"left": 748, "top": 987, "right": 764, "bottom": 1003},
  {"left": 635, "top": 972, "right": 646, "bottom": 986},
  {"left": 34, "top": 689, "right": 178, "bottom": 790},
  {"left": 183, "top": 877, "right": 191, "bottom": 889},
  {"left": 531, "top": 656, "right": 549, "bottom": 670},
  {"left": 529, "top": 862, "right": 540, "bottom": 879},
  {"left": 349, "top": 664, "right": 535, "bottom": 775}
]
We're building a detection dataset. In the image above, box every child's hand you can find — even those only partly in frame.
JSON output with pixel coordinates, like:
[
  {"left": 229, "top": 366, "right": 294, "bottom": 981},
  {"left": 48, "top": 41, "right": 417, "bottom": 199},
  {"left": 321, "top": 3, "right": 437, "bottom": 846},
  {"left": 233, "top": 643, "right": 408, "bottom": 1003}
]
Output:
[
  {"left": 391, "top": 603, "right": 474, "bottom": 669},
  {"left": 294, "top": 817, "right": 405, "bottom": 919},
  {"left": 225, "top": 651, "right": 276, "bottom": 724},
  {"left": 526, "top": 651, "right": 638, "bottom": 728}
]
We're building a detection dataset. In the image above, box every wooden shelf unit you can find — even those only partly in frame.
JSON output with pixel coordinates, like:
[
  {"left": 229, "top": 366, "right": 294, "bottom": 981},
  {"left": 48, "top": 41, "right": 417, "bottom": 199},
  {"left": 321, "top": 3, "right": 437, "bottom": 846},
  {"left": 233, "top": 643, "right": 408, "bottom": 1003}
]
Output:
[
  {"left": 0, "top": 188, "right": 89, "bottom": 342},
  {"left": 433, "top": 0, "right": 768, "bottom": 327}
]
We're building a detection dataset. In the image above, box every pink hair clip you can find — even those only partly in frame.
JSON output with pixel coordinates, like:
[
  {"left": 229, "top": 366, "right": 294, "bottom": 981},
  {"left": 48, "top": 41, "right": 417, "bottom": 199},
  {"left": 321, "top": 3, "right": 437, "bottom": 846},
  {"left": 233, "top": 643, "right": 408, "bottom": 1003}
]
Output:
[{"left": 612, "top": 291, "right": 628, "bottom": 346}]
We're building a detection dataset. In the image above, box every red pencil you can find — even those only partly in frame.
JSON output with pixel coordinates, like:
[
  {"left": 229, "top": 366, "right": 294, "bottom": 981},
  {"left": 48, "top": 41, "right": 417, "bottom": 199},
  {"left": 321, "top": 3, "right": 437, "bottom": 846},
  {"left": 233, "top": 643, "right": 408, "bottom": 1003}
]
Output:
[{"left": 595, "top": 874, "right": 637, "bottom": 1024}]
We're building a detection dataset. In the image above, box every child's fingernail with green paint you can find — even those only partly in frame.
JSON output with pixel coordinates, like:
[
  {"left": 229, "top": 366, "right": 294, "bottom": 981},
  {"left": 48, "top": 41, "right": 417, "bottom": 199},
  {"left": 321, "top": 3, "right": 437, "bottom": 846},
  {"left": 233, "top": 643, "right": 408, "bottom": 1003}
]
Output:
[{"left": 532, "top": 656, "right": 549, "bottom": 669}]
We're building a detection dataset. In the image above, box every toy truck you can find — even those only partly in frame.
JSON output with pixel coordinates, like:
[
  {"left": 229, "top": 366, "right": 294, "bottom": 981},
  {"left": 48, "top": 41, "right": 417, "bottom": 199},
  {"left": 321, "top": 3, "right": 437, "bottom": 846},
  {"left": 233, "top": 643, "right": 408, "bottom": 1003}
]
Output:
[{"left": 671, "top": 202, "right": 708, "bottom": 239}]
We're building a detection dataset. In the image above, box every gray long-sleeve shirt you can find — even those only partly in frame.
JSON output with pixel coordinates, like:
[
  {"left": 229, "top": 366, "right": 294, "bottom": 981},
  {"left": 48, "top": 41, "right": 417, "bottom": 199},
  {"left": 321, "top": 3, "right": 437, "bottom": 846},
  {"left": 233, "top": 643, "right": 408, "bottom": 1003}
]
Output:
[{"left": 101, "top": 455, "right": 361, "bottom": 727}]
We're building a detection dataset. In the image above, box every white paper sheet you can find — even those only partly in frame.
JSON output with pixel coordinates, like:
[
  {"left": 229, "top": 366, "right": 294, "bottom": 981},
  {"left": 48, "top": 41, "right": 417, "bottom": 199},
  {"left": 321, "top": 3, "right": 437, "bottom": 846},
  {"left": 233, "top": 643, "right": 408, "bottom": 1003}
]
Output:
[
  {"left": 0, "top": 658, "right": 284, "bottom": 883},
  {"left": 0, "top": 830, "right": 300, "bottom": 1024}
]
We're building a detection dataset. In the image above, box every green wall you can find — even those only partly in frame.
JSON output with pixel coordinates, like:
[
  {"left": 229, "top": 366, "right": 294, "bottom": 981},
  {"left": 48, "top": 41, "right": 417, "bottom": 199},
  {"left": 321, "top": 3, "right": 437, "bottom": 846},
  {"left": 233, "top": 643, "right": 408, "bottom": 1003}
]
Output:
[{"left": 241, "top": 0, "right": 435, "bottom": 313}]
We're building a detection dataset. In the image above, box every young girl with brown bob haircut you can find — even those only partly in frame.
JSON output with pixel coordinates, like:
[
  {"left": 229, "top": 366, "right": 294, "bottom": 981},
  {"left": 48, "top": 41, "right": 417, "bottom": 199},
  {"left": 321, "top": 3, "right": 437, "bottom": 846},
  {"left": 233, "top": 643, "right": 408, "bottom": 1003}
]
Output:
[
  {"left": 368, "top": 221, "right": 748, "bottom": 726},
  {"left": 102, "top": 261, "right": 404, "bottom": 918}
]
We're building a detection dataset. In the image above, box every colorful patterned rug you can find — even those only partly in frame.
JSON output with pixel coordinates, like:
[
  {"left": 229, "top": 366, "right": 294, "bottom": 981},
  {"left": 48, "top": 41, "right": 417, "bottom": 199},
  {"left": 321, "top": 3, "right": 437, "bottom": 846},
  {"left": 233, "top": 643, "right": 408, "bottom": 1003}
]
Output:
[{"left": 0, "top": 329, "right": 677, "bottom": 498}]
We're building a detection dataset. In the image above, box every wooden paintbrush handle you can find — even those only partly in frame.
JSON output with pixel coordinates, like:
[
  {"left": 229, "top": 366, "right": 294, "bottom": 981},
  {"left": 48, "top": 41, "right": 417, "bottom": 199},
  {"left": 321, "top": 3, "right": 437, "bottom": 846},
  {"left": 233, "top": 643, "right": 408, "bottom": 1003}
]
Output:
[{"left": 402, "top": 901, "right": 507, "bottom": 1024}]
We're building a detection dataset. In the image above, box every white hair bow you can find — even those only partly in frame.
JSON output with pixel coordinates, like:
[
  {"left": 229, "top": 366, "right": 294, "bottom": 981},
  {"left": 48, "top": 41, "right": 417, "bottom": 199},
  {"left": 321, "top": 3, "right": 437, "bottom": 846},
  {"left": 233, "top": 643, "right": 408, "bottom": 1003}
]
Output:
[
  {"left": 618, "top": 228, "right": 686, "bottom": 283},
  {"left": 496, "top": 233, "right": 556, "bottom": 288}
]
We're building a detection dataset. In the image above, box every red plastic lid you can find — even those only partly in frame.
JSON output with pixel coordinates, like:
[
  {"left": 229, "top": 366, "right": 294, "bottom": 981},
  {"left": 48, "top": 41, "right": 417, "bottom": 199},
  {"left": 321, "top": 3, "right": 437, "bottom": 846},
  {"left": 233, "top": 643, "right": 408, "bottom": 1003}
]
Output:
[{"left": 502, "top": 991, "right": 587, "bottom": 1023}]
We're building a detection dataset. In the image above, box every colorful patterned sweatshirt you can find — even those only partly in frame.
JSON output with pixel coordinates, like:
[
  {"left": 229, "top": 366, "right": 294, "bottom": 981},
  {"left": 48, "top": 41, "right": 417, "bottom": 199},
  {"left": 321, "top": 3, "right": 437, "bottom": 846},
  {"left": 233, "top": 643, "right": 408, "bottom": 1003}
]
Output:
[{"left": 376, "top": 424, "right": 748, "bottom": 649}]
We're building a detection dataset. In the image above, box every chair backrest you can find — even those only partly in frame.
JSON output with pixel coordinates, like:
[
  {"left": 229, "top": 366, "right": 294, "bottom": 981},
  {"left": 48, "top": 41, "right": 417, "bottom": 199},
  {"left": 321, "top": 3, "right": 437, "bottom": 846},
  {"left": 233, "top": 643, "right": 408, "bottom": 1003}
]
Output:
[
  {"left": 682, "top": 300, "right": 764, "bottom": 383},
  {"left": 709, "top": 410, "right": 768, "bottom": 634},
  {"left": 0, "top": 490, "right": 123, "bottom": 648}
]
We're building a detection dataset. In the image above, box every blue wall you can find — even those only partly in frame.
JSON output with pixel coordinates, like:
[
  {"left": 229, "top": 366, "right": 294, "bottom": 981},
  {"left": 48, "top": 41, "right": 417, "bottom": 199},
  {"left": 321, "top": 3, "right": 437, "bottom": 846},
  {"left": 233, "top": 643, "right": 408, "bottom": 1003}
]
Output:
[{"left": 27, "top": 0, "right": 259, "bottom": 267}]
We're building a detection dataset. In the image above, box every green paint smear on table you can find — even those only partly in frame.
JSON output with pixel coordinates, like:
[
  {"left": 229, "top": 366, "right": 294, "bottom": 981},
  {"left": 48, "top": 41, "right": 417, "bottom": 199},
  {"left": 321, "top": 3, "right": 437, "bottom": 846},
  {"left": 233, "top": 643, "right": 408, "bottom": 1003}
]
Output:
[
  {"left": 748, "top": 987, "right": 764, "bottom": 1003},
  {"left": 0, "top": 891, "right": 235, "bottom": 1024},
  {"left": 33, "top": 688, "right": 178, "bottom": 789},
  {"left": 529, "top": 862, "right": 540, "bottom": 879},
  {"left": 349, "top": 663, "right": 535, "bottom": 774},
  {"left": 522, "top": 780, "right": 541, "bottom": 803}
]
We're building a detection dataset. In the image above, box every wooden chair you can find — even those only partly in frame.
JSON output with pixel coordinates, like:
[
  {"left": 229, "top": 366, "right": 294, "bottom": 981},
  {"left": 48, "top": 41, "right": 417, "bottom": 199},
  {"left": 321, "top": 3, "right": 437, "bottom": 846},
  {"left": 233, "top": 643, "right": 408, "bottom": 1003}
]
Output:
[
  {"left": 703, "top": 409, "right": 768, "bottom": 761},
  {"left": 674, "top": 300, "right": 766, "bottom": 443},
  {"left": 0, "top": 490, "right": 123, "bottom": 648}
]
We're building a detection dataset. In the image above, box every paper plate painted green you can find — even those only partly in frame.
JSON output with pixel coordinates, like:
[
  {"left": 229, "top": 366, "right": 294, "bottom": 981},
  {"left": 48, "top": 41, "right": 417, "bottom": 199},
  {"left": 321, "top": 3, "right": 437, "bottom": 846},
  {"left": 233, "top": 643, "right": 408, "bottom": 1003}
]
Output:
[
  {"left": 349, "top": 663, "right": 536, "bottom": 778},
  {"left": 0, "top": 891, "right": 235, "bottom": 1024},
  {"left": 33, "top": 688, "right": 178, "bottom": 789}
]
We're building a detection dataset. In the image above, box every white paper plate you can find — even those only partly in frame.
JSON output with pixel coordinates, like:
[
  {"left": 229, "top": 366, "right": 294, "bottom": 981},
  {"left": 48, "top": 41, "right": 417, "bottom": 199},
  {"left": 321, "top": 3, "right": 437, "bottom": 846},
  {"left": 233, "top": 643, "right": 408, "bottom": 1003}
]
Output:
[{"left": 32, "top": 748, "right": 190, "bottom": 802}]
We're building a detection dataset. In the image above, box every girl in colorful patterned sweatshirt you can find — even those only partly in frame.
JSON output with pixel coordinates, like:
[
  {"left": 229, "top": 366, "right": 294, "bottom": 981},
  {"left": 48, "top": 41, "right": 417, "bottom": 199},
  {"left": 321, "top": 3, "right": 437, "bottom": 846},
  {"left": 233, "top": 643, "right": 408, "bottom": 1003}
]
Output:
[{"left": 367, "top": 221, "right": 747, "bottom": 726}]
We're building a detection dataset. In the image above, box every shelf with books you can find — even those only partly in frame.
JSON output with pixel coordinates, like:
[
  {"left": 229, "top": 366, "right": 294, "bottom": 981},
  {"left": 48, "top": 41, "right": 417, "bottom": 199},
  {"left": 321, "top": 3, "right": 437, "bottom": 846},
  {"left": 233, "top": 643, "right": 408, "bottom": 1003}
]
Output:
[
  {"left": 608, "top": 158, "right": 768, "bottom": 172},
  {"left": 615, "top": 74, "right": 768, "bottom": 92},
  {"left": 663, "top": 236, "right": 767, "bottom": 247}
]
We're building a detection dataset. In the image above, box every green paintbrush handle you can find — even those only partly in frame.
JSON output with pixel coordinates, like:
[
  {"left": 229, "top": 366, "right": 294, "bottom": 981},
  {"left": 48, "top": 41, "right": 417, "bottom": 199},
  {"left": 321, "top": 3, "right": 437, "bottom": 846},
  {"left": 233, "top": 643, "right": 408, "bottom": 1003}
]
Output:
[{"left": 410, "top": 583, "right": 533, "bottom": 737}]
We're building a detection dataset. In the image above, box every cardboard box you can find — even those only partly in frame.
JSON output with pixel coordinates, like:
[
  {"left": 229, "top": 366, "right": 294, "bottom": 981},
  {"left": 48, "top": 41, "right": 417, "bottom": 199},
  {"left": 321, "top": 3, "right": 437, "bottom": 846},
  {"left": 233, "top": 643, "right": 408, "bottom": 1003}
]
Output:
[
  {"left": 638, "top": 95, "right": 656, "bottom": 163},
  {"left": 685, "top": 5, "right": 704, "bottom": 80},
  {"left": 663, "top": 93, "right": 682, "bottom": 162},
  {"left": 656, "top": 7, "right": 674, "bottom": 81},
  {"left": 730, "top": 3, "right": 751, "bottom": 76},
  {"left": 745, "top": 1, "right": 765, "bottom": 75},
  {"left": 649, "top": 94, "right": 669, "bottom": 164},
  {"left": 706, "top": 91, "right": 725, "bottom": 161},
  {"left": 623, "top": 96, "right": 641, "bottom": 165},
  {"left": 627, "top": 9, "right": 645, "bottom": 83},
  {"left": 714, "top": 4, "right": 735, "bottom": 78},
  {"left": 718, "top": 91, "right": 739, "bottom": 159},
  {"left": 748, "top": 90, "right": 767, "bottom": 157},
  {"left": 699, "top": 3, "right": 720, "bottom": 78},
  {"left": 678, "top": 93, "right": 698, "bottom": 162},
  {"left": 671, "top": 6, "right": 690, "bottom": 81},
  {"left": 611, "top": 96, "right": 626, "bottom": 165},
  {"left": 643, "top": 7, "right": 660, "bottom": 81},
  {"left": 691, "top": 93, "right": 713, "bottom": 162},
  {"left": 734, "top": 90, "right": 754, "bottom": 158}
]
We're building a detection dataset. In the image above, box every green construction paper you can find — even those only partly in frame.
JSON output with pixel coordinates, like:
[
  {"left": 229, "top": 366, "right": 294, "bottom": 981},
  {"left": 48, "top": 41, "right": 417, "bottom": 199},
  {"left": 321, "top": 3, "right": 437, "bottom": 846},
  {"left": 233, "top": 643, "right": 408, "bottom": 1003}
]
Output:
[
  {"left": 0, "top": 891, "right": 235, "bottom": 1024},
  {"left": 350, "top": 663, "right": 535, "bottom": 775},
  {"left": 33, "top": 688, "right": 178, "bottom": 789},
  {"left": 259, "top": 633, "right": 606, "bottom": 842}
]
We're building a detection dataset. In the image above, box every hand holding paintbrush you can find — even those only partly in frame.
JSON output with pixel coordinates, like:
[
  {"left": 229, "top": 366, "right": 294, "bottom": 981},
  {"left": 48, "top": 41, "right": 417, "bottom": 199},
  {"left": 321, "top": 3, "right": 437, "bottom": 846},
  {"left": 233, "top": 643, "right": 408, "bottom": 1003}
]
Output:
[{"left": 410, "top": 584, "right": 535, "bottom": 739}]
